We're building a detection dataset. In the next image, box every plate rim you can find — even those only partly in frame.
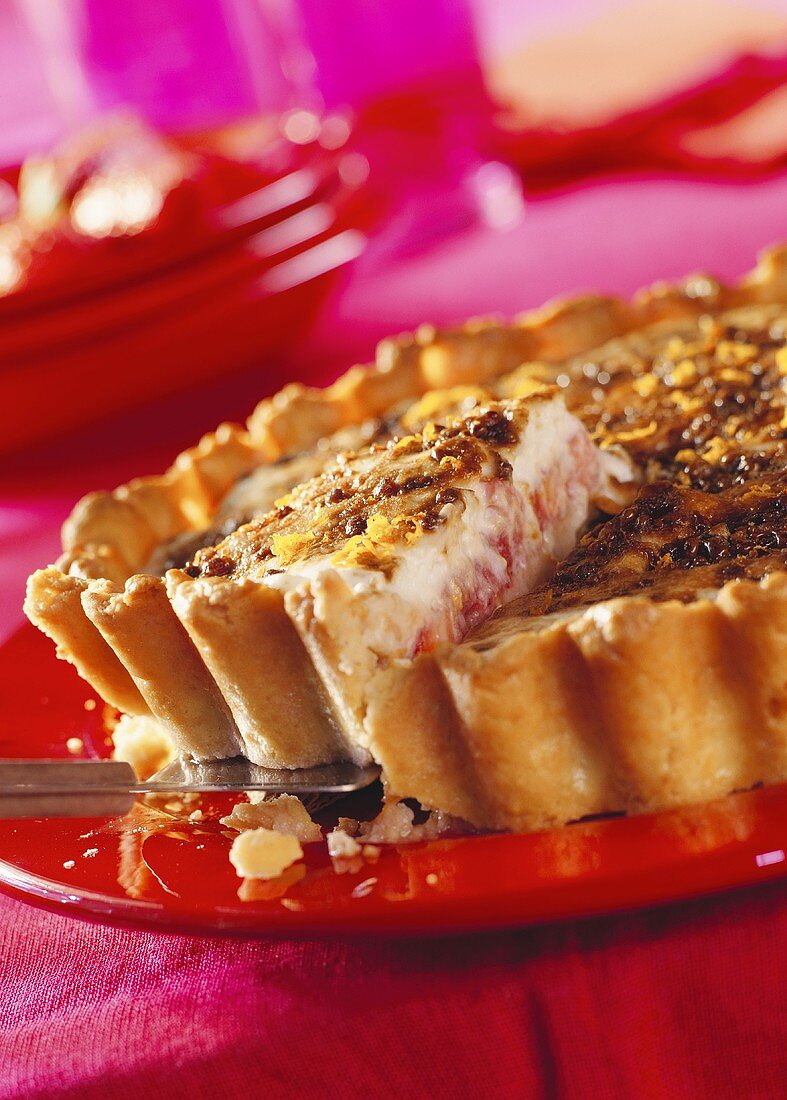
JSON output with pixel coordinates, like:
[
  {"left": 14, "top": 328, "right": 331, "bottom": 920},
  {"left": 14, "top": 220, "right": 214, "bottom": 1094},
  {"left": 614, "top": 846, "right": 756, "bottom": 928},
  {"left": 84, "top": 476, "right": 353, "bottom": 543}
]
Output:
[{"left": 4, "top": 622, "right": 787, "bottom": 936}]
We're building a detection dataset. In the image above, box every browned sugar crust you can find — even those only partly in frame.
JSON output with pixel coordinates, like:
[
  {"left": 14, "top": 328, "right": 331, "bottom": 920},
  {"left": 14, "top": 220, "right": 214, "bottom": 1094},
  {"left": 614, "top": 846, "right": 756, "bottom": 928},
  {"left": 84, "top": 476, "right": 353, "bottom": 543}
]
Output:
[
  {"left": 477, "top": 471, "right": 787, "bottom": 634},
  {"left": 180, "top": 309, "right": 787, "bottom": 583},
  {"left": 556, "top": 311, "right": 787, "bottom": 479},
  {"left": 184, "top": 399, "right": 537, "bottom": 581},
  {"left": 472, "top": 314, "right": 787, "bottom": 632}
]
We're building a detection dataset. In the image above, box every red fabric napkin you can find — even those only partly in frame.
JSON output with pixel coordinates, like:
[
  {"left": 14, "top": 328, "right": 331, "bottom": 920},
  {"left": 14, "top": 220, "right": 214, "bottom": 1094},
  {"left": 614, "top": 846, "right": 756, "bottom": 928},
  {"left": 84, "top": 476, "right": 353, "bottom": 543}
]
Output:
[
  {"left": 3, "top": 882, "right": 787, "bottom": 1099},
  {"left": 495, "top": 48, "right": 787, "bottom": 193}
]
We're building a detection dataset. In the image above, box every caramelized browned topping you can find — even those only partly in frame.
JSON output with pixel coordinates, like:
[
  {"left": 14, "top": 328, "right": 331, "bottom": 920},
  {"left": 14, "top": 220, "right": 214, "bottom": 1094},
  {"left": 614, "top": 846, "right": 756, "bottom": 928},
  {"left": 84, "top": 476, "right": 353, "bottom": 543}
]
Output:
[
  {"left": 146, "top": 516, "right": 246, "bottom": 575},
  {"left": 493, "top": 470, "right": 787, "bottom": 623},
  {"left": 557, "top": 315, "right": 787, "bottom": 481},
  {"left": 474, "top": 309, "right": 787, "bottom": 629},
  {"left": 183, "top": 401, "right": 532, "bottom": 580},
  {"left": 172, "top": 304, "right": 787, "bottom": 620},
  {"left": 466, "top": 407, "right": 519, "bottom": 446}
]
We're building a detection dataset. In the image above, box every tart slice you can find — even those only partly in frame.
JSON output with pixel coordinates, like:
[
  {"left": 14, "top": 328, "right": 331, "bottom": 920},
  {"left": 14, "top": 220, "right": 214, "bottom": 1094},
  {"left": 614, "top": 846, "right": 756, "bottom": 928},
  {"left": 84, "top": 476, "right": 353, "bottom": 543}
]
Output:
[{"left": 164, "top": 393, "right": 629, "bottom": 766}]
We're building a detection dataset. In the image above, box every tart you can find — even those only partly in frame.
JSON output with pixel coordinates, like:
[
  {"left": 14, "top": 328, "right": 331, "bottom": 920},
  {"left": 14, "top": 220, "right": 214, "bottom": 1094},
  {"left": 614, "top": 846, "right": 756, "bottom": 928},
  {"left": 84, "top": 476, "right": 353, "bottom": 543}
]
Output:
[{"left": 25, "top": 244, "right": 787, "bottom": 831}]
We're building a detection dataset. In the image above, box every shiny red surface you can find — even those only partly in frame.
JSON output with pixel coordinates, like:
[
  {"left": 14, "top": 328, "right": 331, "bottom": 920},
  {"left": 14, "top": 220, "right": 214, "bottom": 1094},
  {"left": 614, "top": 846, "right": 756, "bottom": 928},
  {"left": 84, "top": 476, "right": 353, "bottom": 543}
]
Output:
[
  {"left": 3, "top": 622, "right": 787, "bottom": 936},
  {"left": 0, "top": 123, "right": 372, "bottom": 456}
]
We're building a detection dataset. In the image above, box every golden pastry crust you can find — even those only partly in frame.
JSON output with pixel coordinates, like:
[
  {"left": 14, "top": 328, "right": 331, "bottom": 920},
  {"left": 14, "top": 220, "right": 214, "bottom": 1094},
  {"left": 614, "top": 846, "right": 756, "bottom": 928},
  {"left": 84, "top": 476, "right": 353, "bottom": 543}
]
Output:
[
  {"left": 23, "top": 243, "right": 787, "bottom": 831},
  {"left": 80, "top": 576, "right": 240, "bottom": 759},
  {"left": 365, "top": 572, "right": 787, "bottom": 831},
  {"left": 165, "top": 572, "right": 347, "bottom": 767},
  {"left": 25, "top": 567, "right": 149, "bottom": 714}
]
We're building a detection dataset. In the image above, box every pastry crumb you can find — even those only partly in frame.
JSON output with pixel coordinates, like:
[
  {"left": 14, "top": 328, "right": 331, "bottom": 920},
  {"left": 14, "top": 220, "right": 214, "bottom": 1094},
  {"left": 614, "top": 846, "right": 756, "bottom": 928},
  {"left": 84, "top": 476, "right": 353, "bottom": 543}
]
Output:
[
  {"left": 62, "top": 860, "right": 75, "bottom": 870},
  {"left": 327, "top": 829, "right": 362, "bottom": 860},
  {"left": 188, "top": 809, "right": 203, "bottom": 822},
  {"left": 82, "top": 848, "right": 98, "bottom": 859},
  {"left": 83, "top": 699, "right": 97, "bottom": 712},
  {"left": 327, "top": 803, "right": 461, "bottom": 875},
  {"left": 112, "top": 714, "right": 175, "bottom": 780},
  {"left": 343, "top": 801, "right": 461, "bottom": 845},
  {"left": 220, "top": 793, "right": 322, "bottom": 843},
  {"left": 65, "top": 737, "right": 83, "bottom": 755},
  {"left": 229, "top": 828, "right": 303, "bottom": 880},
  {"left": 326, "top": 828, "right": 364, "bottom": 874},
  {"left": 359, "top": 801, "right": 418, "bottom": 843}
]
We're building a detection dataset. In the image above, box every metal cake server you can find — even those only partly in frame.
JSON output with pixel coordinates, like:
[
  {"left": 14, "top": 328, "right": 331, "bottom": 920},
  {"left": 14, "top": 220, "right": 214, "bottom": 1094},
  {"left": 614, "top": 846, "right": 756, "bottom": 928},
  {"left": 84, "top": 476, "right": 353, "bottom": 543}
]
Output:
[{"left": 0, "top": 757, "right": 381, "bottom": 819}]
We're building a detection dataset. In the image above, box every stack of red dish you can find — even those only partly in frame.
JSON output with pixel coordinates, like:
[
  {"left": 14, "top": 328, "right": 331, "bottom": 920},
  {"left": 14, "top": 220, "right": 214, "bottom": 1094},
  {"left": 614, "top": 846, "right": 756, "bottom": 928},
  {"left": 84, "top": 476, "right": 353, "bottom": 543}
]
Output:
[{"left": 0, "top": 114, "right": 371, "bottom": 455}]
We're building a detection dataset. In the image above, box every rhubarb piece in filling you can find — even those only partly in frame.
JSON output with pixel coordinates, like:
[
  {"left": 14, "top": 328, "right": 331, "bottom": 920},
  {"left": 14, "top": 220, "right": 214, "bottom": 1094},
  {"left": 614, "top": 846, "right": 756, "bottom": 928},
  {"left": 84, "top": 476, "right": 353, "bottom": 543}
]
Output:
[{"left": 175, "top": 393, "right": 632, "bottom": 757}]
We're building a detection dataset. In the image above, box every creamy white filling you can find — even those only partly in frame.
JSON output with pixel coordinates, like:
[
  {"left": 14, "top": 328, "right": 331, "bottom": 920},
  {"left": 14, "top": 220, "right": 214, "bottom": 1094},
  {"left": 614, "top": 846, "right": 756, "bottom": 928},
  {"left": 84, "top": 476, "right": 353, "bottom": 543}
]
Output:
[{"left": 264, "top": 398, "right": 613, "bottom": 659}]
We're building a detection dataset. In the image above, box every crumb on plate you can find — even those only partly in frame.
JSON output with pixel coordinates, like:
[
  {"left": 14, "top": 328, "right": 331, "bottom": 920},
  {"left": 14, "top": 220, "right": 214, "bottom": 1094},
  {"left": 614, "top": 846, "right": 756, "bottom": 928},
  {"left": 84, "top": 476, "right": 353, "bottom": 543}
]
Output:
[
  {"left": 111, "top": 714, "right": 175, "bottom": 780},
  {"left": 338, "top": 801, "right": 462, "bottom": 845},
  {"left": 326, "top": 829, "right": 362, "bottom": 860},
  {"left": 229, "top": 828, "right": 303, "bottom": 881},
  {"left": 220, "top": 793, "right": 322, "bottom": 843},
  {"left": 326, "top": 829, "right": 365, "bottom": 874}
]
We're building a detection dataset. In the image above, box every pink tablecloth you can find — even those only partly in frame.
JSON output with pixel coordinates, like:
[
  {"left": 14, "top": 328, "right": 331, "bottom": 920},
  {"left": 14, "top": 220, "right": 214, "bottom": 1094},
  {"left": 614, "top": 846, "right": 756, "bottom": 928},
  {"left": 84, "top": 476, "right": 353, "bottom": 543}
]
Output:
[
  {"left": 4, "top": 883, "right": 787, "bottom": 1099},
  {"left": 2, "top": 172, "right": 787, "bottom": 1098}
]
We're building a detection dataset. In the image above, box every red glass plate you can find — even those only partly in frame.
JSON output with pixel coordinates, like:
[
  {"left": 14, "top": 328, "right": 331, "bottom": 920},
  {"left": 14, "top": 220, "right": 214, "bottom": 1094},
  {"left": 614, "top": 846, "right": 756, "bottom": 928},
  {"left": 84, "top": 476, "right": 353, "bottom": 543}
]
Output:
[{"left": 2, "top": 622, "right": 787, "bottom": 936}]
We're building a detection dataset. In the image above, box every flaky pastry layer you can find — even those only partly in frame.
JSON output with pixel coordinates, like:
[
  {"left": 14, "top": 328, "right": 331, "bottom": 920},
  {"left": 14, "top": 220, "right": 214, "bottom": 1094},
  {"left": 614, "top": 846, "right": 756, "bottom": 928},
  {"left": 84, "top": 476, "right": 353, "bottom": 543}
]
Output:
[{"left": 366, "top": 572, "right": 787, "bottom": 831}]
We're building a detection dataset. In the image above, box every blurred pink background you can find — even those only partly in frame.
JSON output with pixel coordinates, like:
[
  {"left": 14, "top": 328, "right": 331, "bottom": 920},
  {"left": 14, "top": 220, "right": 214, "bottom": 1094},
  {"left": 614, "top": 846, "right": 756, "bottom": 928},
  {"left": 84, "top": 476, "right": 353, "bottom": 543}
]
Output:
[{"left": 4, "top": 0, "right": 787, "bottom": 159}]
